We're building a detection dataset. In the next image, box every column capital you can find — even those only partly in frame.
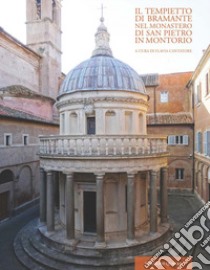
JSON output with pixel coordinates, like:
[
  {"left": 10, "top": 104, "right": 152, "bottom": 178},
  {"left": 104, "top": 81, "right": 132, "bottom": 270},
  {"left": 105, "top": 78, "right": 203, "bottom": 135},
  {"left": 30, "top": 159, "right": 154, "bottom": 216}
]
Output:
[
  {"left": 95, "top": 173, "right": 105, "bottom": 181},
  {"left": 127, "top": 172, "right": 137, "bottom": 178},
  {"left": 65, "top": 173, "right": 74, "bottom": 181},
  {"left": 46, "top": 170, "right": 53, "bottom": 176},
  {"left": 150, "top": 170, "right": 158, "bottom": 177},
  {"left": 63, "top": 171, "right": 74, "bottom": 175}
]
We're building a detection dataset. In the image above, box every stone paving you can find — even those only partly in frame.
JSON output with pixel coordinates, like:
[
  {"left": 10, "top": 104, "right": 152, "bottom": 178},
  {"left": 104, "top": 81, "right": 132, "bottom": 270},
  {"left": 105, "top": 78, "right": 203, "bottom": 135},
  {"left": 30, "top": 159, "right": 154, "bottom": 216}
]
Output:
[{"left": 0, "top": 193, "right": 208, "bottom": 270}]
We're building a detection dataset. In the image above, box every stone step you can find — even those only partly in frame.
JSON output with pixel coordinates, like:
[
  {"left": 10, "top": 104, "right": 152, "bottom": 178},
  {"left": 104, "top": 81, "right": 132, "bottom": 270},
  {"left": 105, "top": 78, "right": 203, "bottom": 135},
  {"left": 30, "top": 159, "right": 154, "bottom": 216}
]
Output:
[
  {"left": 14, "top": 231, "right": 49, "bottom": 270},
  {"left": 14, "top": 221, "right": 134, "bottom": 270},
  {"left": 14, "top": 219, "right": 172, "bottom": 270}
]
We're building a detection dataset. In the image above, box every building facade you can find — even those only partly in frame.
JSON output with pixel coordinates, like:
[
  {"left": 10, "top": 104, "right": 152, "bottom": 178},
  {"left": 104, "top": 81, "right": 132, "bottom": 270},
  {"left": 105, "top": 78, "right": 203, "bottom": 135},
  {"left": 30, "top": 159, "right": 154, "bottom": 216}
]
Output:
[
  {"left": 143, "top": 72, "right": 194, "bottom": 191},
  {"left": 0, "top": 0, "right": 61, "bottom": 221},
  {"left": 189, "top": 45, "right": 210, "bottom": 202}
]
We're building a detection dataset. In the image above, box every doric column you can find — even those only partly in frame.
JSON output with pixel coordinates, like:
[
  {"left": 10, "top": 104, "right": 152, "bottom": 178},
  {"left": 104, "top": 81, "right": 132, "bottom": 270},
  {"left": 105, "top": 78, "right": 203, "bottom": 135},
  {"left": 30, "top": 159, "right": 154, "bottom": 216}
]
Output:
[
  {"left": 150, "top": 170, "right": 158, "bottom": 233},
  {"left": 40, "top": 167, "right": 46, "bottom": 223},
  {"left": 160, "top": 167, "right": 168, "bottom": 223},
  {"left": 127, "top": 173, "right": 136, "bottom": 241},
  {"left": 95, "top": 173, "right": 105, "bottom": 247},
  {"left": 65, "top": 173, "right": 75, "bottom": 240},
  {"left": 46, "top": 171, "right": 55, "bottom": 232}
]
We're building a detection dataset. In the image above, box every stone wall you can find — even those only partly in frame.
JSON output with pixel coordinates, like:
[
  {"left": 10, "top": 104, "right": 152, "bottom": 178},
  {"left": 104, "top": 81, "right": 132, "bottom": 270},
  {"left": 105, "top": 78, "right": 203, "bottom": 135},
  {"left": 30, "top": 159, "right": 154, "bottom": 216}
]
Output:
[{"left": 0, "top": 29, "right": 41, "bottom": 93}]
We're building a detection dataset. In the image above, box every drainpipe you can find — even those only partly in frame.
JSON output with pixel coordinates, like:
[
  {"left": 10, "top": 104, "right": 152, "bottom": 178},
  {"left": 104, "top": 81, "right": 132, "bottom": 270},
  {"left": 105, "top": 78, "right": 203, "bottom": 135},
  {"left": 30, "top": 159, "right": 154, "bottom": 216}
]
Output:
[{"left": 190, "top": 80, "right": 195, "bottom": 193}]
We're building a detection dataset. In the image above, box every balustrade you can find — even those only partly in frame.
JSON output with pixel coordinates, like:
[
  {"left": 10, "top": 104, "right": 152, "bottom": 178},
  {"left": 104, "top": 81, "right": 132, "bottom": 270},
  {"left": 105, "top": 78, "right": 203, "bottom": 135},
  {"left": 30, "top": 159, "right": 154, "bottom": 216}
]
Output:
[{"left": 39, "top": 135, "right": 167, "bottom": 157}]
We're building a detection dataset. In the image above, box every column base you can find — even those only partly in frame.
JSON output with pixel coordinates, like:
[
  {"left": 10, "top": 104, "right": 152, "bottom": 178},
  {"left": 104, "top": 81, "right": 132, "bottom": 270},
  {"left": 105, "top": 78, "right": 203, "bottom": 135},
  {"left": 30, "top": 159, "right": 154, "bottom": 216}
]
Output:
[
  {"left": 161, "top": 217, "right": 168, "bottom": 224},
  {"left": 126, "top": 238, "right": 138, "bottom": 246},
  {"left": 94, "top": 241, "right": 106, "bottom": 249},
  {"left": 64, "top": 238, "right": 79, "bottom": 248}
]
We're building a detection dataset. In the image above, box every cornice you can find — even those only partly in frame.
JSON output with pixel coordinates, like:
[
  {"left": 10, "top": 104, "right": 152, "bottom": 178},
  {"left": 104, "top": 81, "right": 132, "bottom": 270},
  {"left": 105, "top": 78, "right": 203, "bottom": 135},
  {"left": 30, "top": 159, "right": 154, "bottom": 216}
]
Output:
[{"left": 56, "top": 96, "right": 148, "bottom": 109}]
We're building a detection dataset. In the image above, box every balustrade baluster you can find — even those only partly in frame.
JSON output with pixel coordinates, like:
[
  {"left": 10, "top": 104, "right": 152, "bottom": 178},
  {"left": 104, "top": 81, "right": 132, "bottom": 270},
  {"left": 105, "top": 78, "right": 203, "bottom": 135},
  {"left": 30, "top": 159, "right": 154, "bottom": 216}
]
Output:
[
  {"left": 81, "top": 139, "right": 84, "bottom": 155},
  {"left": 121, "top": 138, "right": 124, "bottom": 155},
  {"left": 61, "top": 139, "right": 64, "bottom": 155},
  {"left": 141, "top": 138, "right": 144, "bottom": 154},
  {"left": 66, "top": 139, "right": 70, "bottom": 155},
  {"left": 55, "top": 139, "right": 58, "bottom": 154},
  {"left": 74, "top": 139, "right": 77, "bottom": 155},
  {"left": 89, "top": 138, "right": 92, "bottom": 155},
  {"left": 135, "top": 138, "right": 139, "bottom": 155},
  {"left": 113, "top": 139, "right": 116, "bottom": 156},
  {"left": 97, "top": 138, "right": 100, "bottom": 156},
  {"left": 128, "top": 138, "right": 132, "bottom": 155},
  {"left": 105, "top": 139, "right": 108, "bottom": 155},
  {"left": 53, "top": 139, "right": 56, "bottom": 154}
]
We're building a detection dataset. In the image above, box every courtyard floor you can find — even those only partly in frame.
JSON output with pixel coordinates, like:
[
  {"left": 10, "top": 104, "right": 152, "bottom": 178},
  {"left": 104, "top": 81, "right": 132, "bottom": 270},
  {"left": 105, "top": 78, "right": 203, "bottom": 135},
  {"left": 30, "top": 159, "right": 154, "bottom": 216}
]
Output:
[{"left": 0, "top": 192, "right": 208, "bottom": 270}]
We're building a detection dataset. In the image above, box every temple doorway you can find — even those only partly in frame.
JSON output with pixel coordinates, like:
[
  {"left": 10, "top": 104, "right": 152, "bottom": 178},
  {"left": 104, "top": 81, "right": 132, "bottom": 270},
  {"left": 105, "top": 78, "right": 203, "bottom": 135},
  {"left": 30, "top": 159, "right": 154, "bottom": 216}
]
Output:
[{"left": 83, "top": 191, "right": 96, "bottom": 233}]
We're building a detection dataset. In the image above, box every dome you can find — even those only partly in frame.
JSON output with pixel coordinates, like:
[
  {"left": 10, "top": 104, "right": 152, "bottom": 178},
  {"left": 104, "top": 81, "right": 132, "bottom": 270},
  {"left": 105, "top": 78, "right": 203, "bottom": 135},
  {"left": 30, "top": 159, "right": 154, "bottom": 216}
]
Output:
[
  {"left": 59, "top": 56, "right": 146, "bottom": 95},
  {"left": 59, "top": 17, "right": 146, "bottom": 96}
]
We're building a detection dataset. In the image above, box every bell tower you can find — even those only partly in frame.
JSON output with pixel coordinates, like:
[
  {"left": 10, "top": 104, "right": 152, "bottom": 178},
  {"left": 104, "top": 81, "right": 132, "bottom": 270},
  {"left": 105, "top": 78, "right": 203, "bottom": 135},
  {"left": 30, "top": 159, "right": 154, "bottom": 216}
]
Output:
[{"left": 26, "top": 0, "right": 62, "bottom": 99}]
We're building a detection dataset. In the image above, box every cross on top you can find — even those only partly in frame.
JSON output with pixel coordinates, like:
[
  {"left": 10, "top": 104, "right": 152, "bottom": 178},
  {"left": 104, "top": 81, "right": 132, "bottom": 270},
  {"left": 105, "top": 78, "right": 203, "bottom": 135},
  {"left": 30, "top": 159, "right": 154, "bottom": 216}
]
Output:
[{"left": 99, "top": 3, "right": 106, "bottom": 22}]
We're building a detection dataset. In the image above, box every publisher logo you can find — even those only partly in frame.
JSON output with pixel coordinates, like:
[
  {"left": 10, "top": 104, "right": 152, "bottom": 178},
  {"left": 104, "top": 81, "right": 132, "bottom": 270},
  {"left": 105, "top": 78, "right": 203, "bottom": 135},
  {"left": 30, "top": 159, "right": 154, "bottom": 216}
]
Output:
[
  {"left": 135, "top": 202, "right": 210, "bottom": 269},
  {"left": 135, "top": 256, "right": 192, "bottom": 270}
]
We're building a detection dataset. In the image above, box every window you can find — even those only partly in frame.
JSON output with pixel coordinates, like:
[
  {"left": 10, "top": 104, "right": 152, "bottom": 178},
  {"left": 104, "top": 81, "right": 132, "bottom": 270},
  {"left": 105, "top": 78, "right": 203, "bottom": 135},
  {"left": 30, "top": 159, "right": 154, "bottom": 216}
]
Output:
[
  {"left": 168, "top": 135, "right": 189, "bottom": 145},
  {"left": 206, "top": 73, "right": 209, "bottom": 96},
  {"left": 4, "top": 134, "right": 12, "bottom": 146},
  {"left": 23, "top": 135, "right": 28, "bottom": 146},
  {"left": 204, "top": 131, "right": 210, "bottom": 156},
  {"left": 196, "top": 132, "right": 202, "bottom": 153},
  {"left": 195, "top": 83, "right": 202, "bottom": 104},
  {"left": 87, "top": 117, "right": 96, "bottom": 135},
  {"left": 160, "top": 91, "right": 168, "bottom": 103},
  {"left": 176, "top": 169, "right": 184, "bottom": 180}
]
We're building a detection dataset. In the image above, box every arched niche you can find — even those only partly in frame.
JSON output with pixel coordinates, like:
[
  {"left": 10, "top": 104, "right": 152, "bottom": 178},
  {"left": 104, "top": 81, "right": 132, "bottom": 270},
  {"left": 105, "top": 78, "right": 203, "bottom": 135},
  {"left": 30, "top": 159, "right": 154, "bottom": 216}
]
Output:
[
  {"left": 69, "top": 112, "right": 78, "bottom": 134},
  {"left": 105, "top": 110, "right": 117, "bottom": 134}
]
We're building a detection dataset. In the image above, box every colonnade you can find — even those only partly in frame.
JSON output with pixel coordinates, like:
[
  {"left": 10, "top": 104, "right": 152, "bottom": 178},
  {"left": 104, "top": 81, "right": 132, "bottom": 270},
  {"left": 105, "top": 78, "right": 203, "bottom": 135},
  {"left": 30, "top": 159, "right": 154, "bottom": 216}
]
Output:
[{"left": 39, "top": 168, "right": 168, "bottom": 245}]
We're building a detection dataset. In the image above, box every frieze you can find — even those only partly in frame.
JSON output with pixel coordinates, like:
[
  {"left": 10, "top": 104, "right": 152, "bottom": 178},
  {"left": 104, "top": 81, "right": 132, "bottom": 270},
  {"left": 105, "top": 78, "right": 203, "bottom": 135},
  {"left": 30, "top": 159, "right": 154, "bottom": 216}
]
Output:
[
  {"left": 40, "top": 156, "right": 168, "bottom": 174},
  {"left": 56, "top": 96, "right": 148, "bottom": 109}
]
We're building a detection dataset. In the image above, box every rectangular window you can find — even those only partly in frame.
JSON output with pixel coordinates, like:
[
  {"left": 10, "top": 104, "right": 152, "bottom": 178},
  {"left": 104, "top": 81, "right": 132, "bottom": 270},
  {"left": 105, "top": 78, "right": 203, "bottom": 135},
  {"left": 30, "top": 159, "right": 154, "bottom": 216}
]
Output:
[
  {"left": 4, "top": 134, "right": 12, "bottom": 146},
  {"left": 168, "top": 135, "right": 189, "bottom": 145},
  {"left": 176, "top": 169, "right": 184, "bottom": 180},
  {"left": 23, "top": 135, "right": 28, "bottom": 145},
  {"left": 160, "top": 91, "right": 168, "bottom": 103},
  {"left": 196, "top": 132, "right": 202, "bottom": 153},
  {"left": 206, "top": 73, "right": 209, "bottom": 96},
  {"left": 196, "top": 83, "right": 202, "bottom": 104},
  {"left": 87, "top": 117, "right": 96, "bottom": 135},
  {"left": 204, "top": 131, "right": 210, "bottom": 156}
]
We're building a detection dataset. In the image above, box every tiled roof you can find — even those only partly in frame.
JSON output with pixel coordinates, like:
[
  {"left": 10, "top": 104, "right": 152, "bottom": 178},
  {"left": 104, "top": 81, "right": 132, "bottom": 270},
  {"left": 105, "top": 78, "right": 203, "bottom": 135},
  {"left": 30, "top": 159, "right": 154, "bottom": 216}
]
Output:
[
  {"left": 0, "top": 85, "right": 54, "bottom": 102},
  {"left": 0, "top": 104, "right": 58, "bottom": 125},
  {"left": 147, "top": 113, "right": 193, "bottom": 125}
]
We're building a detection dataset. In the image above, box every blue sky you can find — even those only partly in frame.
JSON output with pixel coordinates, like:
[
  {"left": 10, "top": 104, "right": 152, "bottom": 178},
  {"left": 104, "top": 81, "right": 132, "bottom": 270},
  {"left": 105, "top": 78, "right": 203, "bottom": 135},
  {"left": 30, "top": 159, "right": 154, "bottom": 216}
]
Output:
[{"left": 0, "top": 0, "right": 209, "bottom": 75}]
